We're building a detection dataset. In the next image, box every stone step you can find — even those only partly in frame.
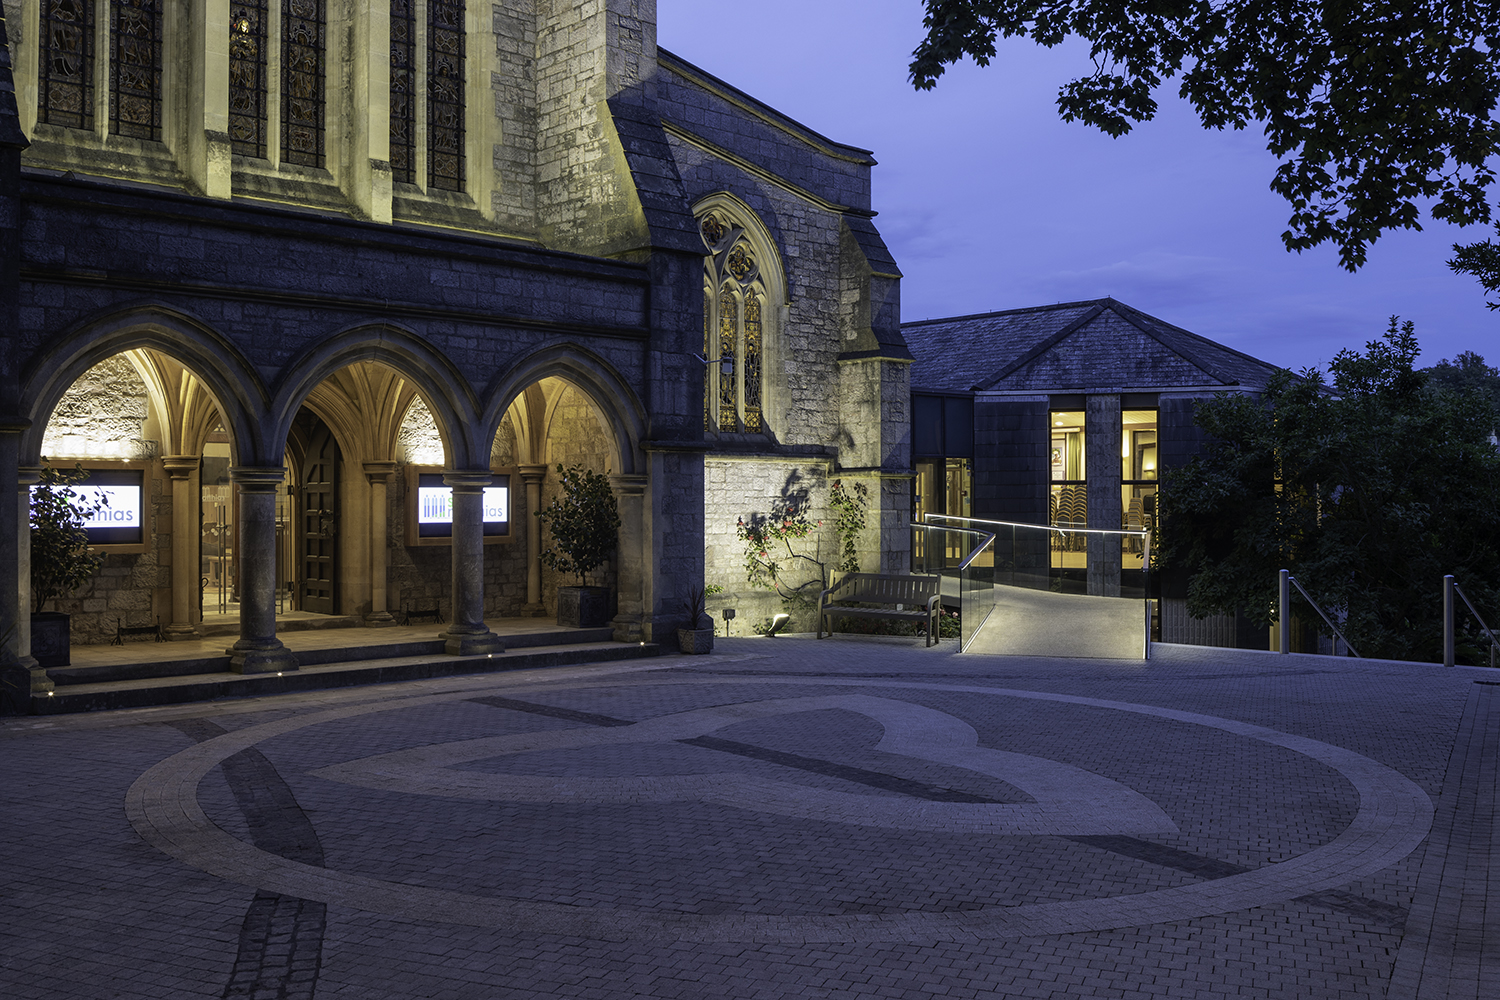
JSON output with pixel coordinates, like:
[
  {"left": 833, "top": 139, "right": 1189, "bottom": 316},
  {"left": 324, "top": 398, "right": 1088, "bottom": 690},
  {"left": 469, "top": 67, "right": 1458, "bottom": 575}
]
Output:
[
  {"left": 44, "top": 626, "right": 618, "bottom": 687},
  {"left": 31, "top": 638, "right": 663, "bottom": 715},
  {"left": 194, "top": 615, "right": 367, "bottom": 638}
]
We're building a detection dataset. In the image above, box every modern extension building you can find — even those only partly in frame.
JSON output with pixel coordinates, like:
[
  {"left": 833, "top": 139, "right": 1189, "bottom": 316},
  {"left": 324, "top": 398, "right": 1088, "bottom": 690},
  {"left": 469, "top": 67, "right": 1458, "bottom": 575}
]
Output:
[
  {"left": 0, "top": 3, "right": 911, "bottom": 701},
  {"left": 903, "top": 297, "right": 1288, "bottom": 647}
]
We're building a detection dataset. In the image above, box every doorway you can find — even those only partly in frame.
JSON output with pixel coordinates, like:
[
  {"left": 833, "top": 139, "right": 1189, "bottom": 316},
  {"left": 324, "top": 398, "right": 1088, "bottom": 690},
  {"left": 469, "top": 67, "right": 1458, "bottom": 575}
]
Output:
[{"left": 296, "top": 410, "right": 340, "bottom": 615}]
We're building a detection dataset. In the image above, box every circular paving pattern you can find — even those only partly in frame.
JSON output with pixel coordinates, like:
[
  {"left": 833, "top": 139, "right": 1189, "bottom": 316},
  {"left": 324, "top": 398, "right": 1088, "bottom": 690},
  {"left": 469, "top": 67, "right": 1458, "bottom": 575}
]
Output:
[{"left": 125, "top": 675, "right": 1433, "bottom": 943}]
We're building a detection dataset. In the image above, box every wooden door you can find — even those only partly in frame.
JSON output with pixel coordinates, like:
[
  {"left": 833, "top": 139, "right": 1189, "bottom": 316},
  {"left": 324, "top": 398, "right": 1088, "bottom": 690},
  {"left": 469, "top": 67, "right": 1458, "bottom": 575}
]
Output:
[{"left": 299, "top": 418, "right": 339, "bottom": 615}]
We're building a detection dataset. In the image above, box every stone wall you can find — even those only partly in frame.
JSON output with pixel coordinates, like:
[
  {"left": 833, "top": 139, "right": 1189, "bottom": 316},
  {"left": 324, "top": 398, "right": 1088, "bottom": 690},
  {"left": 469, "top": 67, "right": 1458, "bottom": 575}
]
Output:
[{"left": 706, "top": 457, "right": 856, "bottom": 634}]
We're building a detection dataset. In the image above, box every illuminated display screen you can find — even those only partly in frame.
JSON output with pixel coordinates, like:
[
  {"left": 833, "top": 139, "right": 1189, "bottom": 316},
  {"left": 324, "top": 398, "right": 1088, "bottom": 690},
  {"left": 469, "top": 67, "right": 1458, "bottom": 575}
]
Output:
[
  {"left": 31, "top": 468, "right": 145, "bottom": 545},
  {"left": 415, "top": 474, "right": 510, "bottom": 537}
]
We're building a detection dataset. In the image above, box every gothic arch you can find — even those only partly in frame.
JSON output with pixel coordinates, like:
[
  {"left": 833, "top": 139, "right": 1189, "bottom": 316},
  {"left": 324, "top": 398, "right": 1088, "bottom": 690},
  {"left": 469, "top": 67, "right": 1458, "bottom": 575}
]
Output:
[
  {"left": 693, "top": 191, "right": 790, "bottom": 306},
  {"left": 482, "top": 345, "right": 647, "bottom": 476},
  {"left": 692, "top": 193, "right": 790, "bottom": 438},
  {"left": 270, "top": 323, "right": 482, "bottom": 470},
  {"left": 19, "top": 306, "right": 268, "bottom": 466}
]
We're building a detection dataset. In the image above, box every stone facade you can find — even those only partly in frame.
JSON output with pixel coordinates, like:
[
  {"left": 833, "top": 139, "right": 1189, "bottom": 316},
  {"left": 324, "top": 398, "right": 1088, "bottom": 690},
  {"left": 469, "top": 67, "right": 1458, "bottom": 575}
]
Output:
[{"left": 0, "top": 3, "right": 912, "bottom": 686}]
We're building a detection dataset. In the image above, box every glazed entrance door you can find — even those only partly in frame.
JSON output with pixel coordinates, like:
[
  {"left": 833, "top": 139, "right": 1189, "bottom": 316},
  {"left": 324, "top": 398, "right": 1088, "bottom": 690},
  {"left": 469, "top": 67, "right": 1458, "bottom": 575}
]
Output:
[{"left": 299, "top": 418, "right": 340, "bottom": 615}]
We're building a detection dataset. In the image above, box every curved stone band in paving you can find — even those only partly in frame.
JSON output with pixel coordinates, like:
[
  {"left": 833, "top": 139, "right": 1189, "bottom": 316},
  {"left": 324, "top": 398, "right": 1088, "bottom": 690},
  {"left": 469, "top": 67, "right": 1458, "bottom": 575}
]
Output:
[
  {"left": 310, "top": 695, "right": 1179, "bottom": 836},
  {"left": 125, "top": 677, "right": 1435, "bottom": 943}
]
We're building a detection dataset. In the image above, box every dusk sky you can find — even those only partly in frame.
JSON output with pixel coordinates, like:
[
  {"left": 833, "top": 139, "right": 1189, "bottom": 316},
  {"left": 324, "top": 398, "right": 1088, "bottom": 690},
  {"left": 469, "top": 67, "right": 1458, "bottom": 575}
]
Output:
[{"left": 657, "top": 0, "right": 1496, "bottom": 375}]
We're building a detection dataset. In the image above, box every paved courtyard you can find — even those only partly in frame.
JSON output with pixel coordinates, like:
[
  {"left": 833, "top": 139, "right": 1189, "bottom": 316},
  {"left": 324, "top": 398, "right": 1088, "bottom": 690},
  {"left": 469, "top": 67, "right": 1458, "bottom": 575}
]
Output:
[{"left": 2, "top": 637, "right": 1495, "bottom": 999}]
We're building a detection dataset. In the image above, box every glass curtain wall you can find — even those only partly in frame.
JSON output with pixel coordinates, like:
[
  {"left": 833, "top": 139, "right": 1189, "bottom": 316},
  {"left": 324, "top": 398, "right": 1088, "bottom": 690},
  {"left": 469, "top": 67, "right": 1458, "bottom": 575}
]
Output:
[
  {"left": 1121, "top": 409, "right": 1157, "bottom": 589},
  {"left": 1048, "top": 409, "right": 1086, "bottom": 589}
]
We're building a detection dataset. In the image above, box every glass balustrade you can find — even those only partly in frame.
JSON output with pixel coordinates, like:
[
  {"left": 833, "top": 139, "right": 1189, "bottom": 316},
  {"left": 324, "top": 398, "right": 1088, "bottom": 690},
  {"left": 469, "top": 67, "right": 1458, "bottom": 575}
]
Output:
[{"left": 917, "top": 514, "right": 1151, "bottom": 659}]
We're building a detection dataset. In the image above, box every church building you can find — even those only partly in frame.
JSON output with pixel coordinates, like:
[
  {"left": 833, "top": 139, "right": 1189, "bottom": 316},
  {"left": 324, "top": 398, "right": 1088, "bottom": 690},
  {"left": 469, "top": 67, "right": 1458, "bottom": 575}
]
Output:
[{"left": 0, "top": 2, "right": 912, "bottom": 697}]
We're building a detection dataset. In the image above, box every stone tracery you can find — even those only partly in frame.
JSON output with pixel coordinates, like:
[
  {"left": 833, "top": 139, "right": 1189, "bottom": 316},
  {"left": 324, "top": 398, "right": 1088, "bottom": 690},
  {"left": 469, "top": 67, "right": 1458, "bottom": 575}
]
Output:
[{"left": 699, "top": 207, "right": 772, "bottom": 435}]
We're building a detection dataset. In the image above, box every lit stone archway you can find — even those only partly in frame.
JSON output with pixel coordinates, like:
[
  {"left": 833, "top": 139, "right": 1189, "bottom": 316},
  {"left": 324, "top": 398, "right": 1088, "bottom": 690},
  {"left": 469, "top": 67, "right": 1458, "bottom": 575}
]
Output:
[
  {"left": 485, "top": 346, "right": 674, "bottom": 642},
  {"left": 275, "top": 327, "right": 498, "bottom": 655}
]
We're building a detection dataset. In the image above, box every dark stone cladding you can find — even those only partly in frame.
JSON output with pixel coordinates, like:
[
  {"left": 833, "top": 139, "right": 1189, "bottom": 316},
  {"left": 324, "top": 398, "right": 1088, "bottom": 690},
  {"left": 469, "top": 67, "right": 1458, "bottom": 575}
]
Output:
[
  {"left": 18, "top": 173, "right": 653, "bottom": 341},
  {"left": 973, "top": 399, "right": 1048, "bottom": 524}
]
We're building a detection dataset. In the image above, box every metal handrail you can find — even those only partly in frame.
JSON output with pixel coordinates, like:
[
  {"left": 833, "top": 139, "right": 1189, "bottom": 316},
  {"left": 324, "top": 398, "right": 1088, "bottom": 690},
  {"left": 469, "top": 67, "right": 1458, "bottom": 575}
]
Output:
[
  {"left": 911, "top": 522, "right": 996, "bottom": 652},
  {"left": 1445, "top": 575, "right": 1498, "bottom": 669},
  {"left": 1279, "top": 569, "right": 1361, "bottom": 657},
  {"left": 924, "top": 513, "right": 1149, "bottom": 544}
]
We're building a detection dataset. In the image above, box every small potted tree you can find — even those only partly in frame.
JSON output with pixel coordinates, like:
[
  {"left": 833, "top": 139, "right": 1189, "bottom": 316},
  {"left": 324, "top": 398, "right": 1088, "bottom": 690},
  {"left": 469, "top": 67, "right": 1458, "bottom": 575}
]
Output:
[
  {"left": 30, "top": 466, "right": 107, "bottom": 667},
  {"left": 535, "top": 463, "right": 621, "bottom": 628},
  {"left": 677, "top": 586, "right": 715, "bottom": 654}
]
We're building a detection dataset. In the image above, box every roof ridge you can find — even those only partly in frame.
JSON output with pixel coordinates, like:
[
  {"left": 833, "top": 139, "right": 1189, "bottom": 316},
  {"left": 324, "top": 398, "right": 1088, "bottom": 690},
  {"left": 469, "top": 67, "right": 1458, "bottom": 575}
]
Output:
[{"left": 901, "top": 298, "right": 1110, "bottom": 328}]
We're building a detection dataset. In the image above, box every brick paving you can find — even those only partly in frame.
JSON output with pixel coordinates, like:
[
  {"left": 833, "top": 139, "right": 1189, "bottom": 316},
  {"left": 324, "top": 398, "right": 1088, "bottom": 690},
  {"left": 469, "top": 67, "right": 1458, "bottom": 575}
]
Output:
[{"left": 0, "top": 639, "right": 1490, "bottom": 998}]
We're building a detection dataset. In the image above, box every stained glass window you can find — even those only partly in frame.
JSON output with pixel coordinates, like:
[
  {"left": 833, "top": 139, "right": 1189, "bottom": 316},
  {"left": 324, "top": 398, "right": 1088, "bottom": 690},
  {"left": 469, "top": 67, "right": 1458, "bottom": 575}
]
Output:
[
  {"left": 39, "top": 0, "right": 95, "bottom": 132},
  {"left": 281, "top": 0, "right": 325, "bottom": 167},
  {"left": 109, "top": 0, "right": 161, "bottom": 141},
  {"left": 743, "top": 293, "right": 763, "bottom": 433},
  {"left": 718, "top": 285, "right": 738, "bottom": 432},
  {"left": 427, "top": 0, "right": 465, "bottom": 191},
  {"left": 389, "top": 0, "right": 417, "bottom": 185},
  {"left": 699, "top": 210, "right": 772, "bottom": 436},
  {"left": 229, "top": 1, "right": 268, "bottom": 158}
]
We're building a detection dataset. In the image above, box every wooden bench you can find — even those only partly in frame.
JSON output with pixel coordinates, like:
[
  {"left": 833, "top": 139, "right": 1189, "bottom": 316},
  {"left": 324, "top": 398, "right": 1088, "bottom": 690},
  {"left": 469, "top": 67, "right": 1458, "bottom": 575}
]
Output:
[
  {"left": 112, "top": 616, "right": 165, "bottom": 645},
  {"left": 817, "top": 573, "right": 942, "bottom": 646},
  {"left": 403, "top": 604, "right": 444, "bottom": 625}
]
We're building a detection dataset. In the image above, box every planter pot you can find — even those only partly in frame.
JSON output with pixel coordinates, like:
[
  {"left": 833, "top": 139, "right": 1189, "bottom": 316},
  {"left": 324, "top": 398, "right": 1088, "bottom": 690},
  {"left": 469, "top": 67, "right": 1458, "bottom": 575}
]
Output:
[
  {"left": 558, "top": 586, "right": 611, "bottom": 628},
  {"left": 31, "top": 612, "right": 70, "bottom": 668},
  {"left": 677, "top": 627, "right": 715, "bottom": 654}
]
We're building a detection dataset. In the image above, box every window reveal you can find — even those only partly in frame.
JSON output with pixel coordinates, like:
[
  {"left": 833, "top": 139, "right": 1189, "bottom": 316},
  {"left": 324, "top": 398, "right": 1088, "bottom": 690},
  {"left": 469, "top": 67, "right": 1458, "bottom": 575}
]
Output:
[
  {"left": 229, "top": 1, "right": 268, "bottom": 158},
  {"left": 39, "top": 0, "right": 95, "bottom": 131},
  {"left": 389, "top": 0, "right": 417, "bottom": 184},
  {"left": 281, "top": 0, "right": 325, "bottom": 167},
  {"left": 427, "top": 0, "right": 465, "bottom": 191},
  {"left": 109, "top": 0, "right": 162, "bottom": 141}
]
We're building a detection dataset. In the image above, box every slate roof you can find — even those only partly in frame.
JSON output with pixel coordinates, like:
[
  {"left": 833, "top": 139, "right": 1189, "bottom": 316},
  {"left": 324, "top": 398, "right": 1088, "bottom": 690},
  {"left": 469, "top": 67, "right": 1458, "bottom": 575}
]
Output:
[{"left": 903, "top": 298, "right": 1287, "bottom": 394}]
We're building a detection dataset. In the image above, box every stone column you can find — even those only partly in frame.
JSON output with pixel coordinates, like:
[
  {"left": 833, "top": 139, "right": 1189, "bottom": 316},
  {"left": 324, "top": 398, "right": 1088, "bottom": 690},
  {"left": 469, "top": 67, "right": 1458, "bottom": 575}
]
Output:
[
  {"left": 439, "top": 471, "right": 502, "bottom": 655},
  {"left": 363, "top": 462, "right": 395, "bottom": 626},
  {"left": 1085, "top": 394, "right": 1122, "bottom": 597},
  {"left": 226, "top": 467, "right": 297, "bottom": 674},
  {"left": 162, "top": 457, "right": 201, "bottom": 639},
  {"left": 520, "top": 464, "right": 546, "bottom": 616},
  {"left": 609, "top": 473, "right": 647, "bottom": 642},
  {"left": 1, "top": 445, "right": 49, "bottom": 708}
]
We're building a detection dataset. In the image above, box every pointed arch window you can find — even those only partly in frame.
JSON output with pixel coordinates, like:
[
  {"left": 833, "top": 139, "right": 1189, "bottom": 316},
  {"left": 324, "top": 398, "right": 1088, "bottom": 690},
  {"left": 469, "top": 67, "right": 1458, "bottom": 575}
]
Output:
[
  {"left": 38, "top": 0, "right": 95, "bottom": 131},
  {"left": 109, "top": 0, "right": 163, "bottom": 141},
  {"left": 700, "top": 210, "right": 770, "bottom": 435},
  {"left": 281, "top": 0, "right": 326, "bottom": 168},
  {"left": 427, "top": 0, "right": 466, "bottom": 191},
  {"left": 229, "top": 1, "right": 268, "bottom": 158},
  {"left": 40, "top": 0, "right": 167, "bottom": 140},
  {"left": 389, "top": 0, "right": 466, "bottom": 191}
]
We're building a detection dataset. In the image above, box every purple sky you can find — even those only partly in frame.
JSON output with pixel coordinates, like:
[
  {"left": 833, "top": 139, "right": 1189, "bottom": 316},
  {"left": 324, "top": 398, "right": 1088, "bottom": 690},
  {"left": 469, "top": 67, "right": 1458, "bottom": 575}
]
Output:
[{"left": 656, "top": 0, "right": 1496, "bottom": 374}]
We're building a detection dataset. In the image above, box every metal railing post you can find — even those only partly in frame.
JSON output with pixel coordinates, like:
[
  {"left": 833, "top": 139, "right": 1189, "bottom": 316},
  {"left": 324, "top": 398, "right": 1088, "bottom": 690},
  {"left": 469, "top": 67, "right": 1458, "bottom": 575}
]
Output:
[
  {"left": 1279, "top": 569, "right": 1290, "bottom": 654},
  {"left": 1444, "top": 574, "right": 1455, "bottom": 668}
]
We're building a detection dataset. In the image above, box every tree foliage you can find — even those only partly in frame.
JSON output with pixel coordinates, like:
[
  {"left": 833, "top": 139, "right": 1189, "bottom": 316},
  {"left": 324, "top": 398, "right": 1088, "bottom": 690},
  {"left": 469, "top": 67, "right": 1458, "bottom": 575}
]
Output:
[
  {"left": 908, "top": 0, "right": 1500, "bottom": 278},
  {"left": 533, "top": 464, "right": 620, "bottom": 586},
  {"left": 30, "top": 466, "right": 107, "bottom": 614},
  {"left": 1160, "top": 319, "right": 1500, "bottom": 663},
  {"left": 1424, "top": 349, "right": 1500, "bottom": 432}
]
